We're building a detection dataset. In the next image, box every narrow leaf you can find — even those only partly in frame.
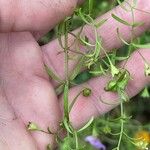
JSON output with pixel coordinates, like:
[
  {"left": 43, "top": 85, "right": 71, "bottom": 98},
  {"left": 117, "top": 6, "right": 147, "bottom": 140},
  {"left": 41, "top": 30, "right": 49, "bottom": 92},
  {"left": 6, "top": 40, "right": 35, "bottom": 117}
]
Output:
[
  {"left": 45, "top": 64, "right": 63, "bottom": 83},
  {"left": 94, "top": 19, "right": 108, "bottom": 28},
  {"left": 132, "top": 43, "right": 150, "bottom": 49},
  {"left": 69, "top": 56, "right": 85, "bottom": 81},
  {"left": 111, "top": 13, "right": 131, "bottom": 26},
  {"left": 69, "top": 91, "right": 82, "bottom": 113},
  {"left": 117, "top": 28, "right": 130, "bottom": 45},
  {"left": 132, "top": 22, "right": 144, "bottom": 28},
  {"left": 78, "top": 117, "right": 94, "bottom": 132},
  {"left": 63, "top": 118, "right": 73, "bottom": 134}
]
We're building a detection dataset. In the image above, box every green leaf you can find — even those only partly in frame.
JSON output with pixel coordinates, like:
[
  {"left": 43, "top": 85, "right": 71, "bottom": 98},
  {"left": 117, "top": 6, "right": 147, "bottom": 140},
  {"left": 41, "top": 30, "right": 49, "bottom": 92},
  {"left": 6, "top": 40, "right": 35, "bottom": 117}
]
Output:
[
  {"left": 105, "top": 69, "right": 130, "bottom": 92},
  {"left": 119, "top": 89, "right": 129, "bottom": 102},
  {"left": 105, "top": 80, "right": 118, "bottom": 92},
  {"left": 111, "top": 13, "right": 131, "bottom": 26},
  {"left": 55, "top": 84, "right": 65, "bottom": 96},
  {"left": 140, "top": 87, "right": 150, "bottom": 98},
  {"left": 117, "top": 28, "right": 130, "bottom": 45},
  {"left": 77, "top": 116, "right": 94, "bottom": 132},
  {"left": 110, "top": 64, "right": 119, "bottom": 77},
  {"left": 132, "top": 22, "right": 144, "bottom": 27},
  {"left": 117, "top": 70, "right": 131, "bottom": 90},
  {"left": 45, "top": 64, "right": 63, "bottom": 83},
  {"left": 94, "top": 19, "right": 108, "bottom": 28},
  {"left": 69, "top": 90, "right": 82, "bottom": 113},
  {"left": 116, "top": 0, "right": 122, "bottom": 5},
  {"left": 77, "top": 8, "right": 93, "bottom": 25},
  {"left": 63, "top": 118, "right": 73, "bottom": 134},
  {"left": 79, "top": 36, "right": 95, "bottom": 47},
  {"left": 132, "top": 43, "right": 150, "bottom": 49},
  {"left": 69, "top": 56, "right": 85, "bottom": 81},
  {"left": 27, "top": 122, "right": 41, "bottom": 131},
  {"left": 91, "top": 64, "right": 107, "bottom": 76},
  {"left": 115, "top": 56, "right": 129, "bottom": 61}
]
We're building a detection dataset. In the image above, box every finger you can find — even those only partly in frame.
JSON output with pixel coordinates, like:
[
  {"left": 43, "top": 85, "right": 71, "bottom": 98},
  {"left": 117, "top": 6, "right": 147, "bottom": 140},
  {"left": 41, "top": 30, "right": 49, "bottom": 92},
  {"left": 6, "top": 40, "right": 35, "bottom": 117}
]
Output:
[
  {"left": 59, "top": 49, "right": 150, "bottom": 129},
  {"left": 0, "top": 0, "right": 83, "bottom": 33},
  {"left": 0, "top": 32, "right": 61, "bottom": 149},
  {"left": 42, "top": 0, "right": 150, "bottom": 84},
  {"left": 0, "top": 89, "right": 37, "bottom": 149}
]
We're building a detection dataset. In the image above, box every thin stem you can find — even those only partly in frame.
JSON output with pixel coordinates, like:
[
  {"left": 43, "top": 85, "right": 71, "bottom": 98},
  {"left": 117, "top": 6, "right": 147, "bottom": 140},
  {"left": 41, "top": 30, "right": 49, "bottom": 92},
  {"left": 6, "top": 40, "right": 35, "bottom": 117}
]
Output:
[
  {"left": 116, "top": 101, "right": 124, "bottom": 149},
  {"left": 74, "top": 130, "right": 79, "bottom": 149},
  {"left": 133, "top": 7, "right": 150, "bottom": 15},
  {"left": 64, "top": 30, "right": 69, "bottom": 81}
]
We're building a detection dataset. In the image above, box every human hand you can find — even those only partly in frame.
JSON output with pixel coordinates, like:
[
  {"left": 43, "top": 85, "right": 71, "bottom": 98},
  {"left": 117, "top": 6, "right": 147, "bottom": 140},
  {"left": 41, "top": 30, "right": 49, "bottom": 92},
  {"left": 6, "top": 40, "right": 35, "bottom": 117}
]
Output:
[
  {"left": 0, "top": 0, "right": 150, "bottom": 150},
  {"left": 0, "top": 0, "right": 83, "bottom": 149}
]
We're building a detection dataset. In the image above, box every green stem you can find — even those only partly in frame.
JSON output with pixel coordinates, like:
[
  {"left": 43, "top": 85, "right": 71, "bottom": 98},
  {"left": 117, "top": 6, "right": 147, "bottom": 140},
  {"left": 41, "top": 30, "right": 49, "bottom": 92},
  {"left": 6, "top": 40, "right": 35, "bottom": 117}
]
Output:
[
  {"left": 74, "top": 130, "right": 79, "bottom": 149},
  {"left": 116, "top": 101, "right": 124, "bottom": 149}
]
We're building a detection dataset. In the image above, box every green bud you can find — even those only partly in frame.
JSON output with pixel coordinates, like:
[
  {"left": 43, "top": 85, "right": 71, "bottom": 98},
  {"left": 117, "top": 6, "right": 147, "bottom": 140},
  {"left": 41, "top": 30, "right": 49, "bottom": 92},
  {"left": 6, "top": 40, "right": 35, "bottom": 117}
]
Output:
[
  {"left": 102, "top": 126, "right": 111, "bottom": 134},
  {"left": 82, "top": 88, "right": 92, "bottom": 97}
]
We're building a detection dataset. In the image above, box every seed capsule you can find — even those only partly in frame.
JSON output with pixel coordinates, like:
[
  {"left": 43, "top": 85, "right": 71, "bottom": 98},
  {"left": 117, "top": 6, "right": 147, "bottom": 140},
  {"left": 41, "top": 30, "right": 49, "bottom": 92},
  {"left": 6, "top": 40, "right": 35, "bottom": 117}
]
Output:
[{"left": 82, "top": 88, "right": 92, "bottom": 97}]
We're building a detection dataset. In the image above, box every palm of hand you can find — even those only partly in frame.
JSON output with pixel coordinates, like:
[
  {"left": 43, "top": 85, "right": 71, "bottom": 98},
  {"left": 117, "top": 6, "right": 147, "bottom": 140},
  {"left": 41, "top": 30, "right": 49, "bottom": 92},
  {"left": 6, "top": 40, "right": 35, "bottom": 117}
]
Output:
[{"left": 0, "top": 32, "right": 61, "bottom": 149}]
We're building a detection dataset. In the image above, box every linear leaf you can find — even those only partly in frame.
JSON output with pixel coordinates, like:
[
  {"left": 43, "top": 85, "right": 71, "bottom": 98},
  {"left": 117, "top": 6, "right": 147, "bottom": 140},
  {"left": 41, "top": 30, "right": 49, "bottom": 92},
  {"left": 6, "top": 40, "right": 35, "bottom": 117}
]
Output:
[
  {"left": 111, "top": 13, "right": 131, "bottom": 26},
  {"left": 55, "top": 84, "right": 64, "bottom": 96},
  {"left": 132, "top": 22, "right": 144, "bottom": 28},
  {"left": 45, "top": 64, "right": 63, "bottom": 83},
  {"left": 69, "top": 56, "right": 85, "bottom": 81},
  {"left": 77, "top": 117, "right": 94, "bottom": 132},
  {"left": 94, "top": 19, "right": 108, "bottom": 28},
  {"left": 117, "top": 28, "right": 130, "bottom": 45},
  {"left": 132, "top": 43, "right": 150, "bottom": 49},
  {"left": 63, "top": 118, "right": 73, "bottom": 134}
]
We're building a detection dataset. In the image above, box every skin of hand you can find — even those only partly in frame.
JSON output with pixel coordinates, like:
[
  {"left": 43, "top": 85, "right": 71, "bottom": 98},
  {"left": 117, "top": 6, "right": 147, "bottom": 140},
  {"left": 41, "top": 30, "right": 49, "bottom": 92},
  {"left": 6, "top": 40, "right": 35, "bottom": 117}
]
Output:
[{"left": 0, "top": 0, "right": 150, "bottom": 149}]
